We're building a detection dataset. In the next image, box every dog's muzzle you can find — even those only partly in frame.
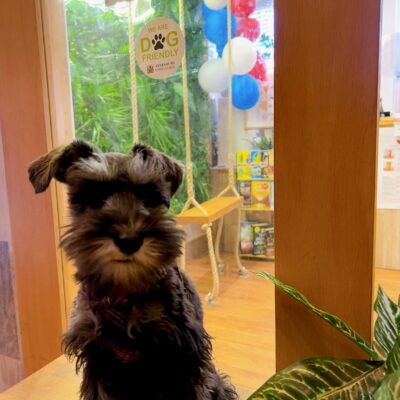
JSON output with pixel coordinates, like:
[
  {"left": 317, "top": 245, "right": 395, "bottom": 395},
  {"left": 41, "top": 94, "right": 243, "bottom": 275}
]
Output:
[{"left": 113, "top": 236, "right": 144, "bottom": 255}]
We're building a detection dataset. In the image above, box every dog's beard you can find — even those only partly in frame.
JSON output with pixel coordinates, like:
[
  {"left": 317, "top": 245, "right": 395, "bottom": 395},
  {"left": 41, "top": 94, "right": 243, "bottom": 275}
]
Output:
[{"left": 61, "top": 211, "right": 184, "bottom": 293}]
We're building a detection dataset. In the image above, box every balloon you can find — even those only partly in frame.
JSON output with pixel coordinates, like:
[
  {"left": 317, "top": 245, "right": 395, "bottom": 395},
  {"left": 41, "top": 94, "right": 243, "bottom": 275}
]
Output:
[
  {"left": 201, "top": 1, "right": 213, "bottom": 18},
  {"left": 216, "top": 43, "right": 225, "bottom": 57},
  {"left": 204, "top": 8, "right": 237, "bottom": 49},
  {"left": 222, "top": 37, "right": 257, "bottom": 75},
  {"left": 232, "top": 0, "right": 256, "bottom": 17},
  {"left": 198, "top": 59, "right": 228, "bottom": 93},
  {"left": 232, "top": 75, "right": 260, "bottom": 110},
  {"left": 249, "top": 54, "right": 267, "bottom": 81},
  {"left": 236, "top": 17, "right": 260, "bottom": 41},
  {"left": 204, "top": 0, "right": 227, "bottom": 10}
]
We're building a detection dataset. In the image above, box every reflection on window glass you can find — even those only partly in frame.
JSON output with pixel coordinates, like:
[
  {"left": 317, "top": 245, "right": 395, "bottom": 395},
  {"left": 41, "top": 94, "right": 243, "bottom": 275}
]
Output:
[{"left": 65, "top": 0, "right": 211, "bottom": 215}]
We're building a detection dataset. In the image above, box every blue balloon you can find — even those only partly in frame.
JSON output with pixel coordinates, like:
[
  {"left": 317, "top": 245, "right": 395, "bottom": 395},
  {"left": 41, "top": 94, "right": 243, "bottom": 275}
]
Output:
[
  {"left": 232, "top": 75, "right": 260, "bottom": 110},
  {"left": 204, "top": 8, "right": 237, "bottom": 50},
  {"left": 216, "top": 43, "right": 225, "bottom": 57},
  {"left": 201, "top": 1, "right": 212, "bottom": 19}
]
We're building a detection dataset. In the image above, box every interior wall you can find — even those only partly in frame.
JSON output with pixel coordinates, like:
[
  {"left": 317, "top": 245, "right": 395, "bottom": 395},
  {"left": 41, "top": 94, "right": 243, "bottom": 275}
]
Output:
[
  {"left": 0, "top": 136, "right": 23, "bottom": 392},
  {"left": 0, "top": 0, "right": 63, "bottom": 375},
  {"left": 274, "top": 0, "right": 380, "bottom": 370}
]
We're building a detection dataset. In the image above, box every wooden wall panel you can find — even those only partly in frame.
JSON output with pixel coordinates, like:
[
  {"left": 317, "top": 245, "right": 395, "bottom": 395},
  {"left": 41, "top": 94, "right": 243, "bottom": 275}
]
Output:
[
  {"left": 0, "top": 0, "right": 63, "bottom": 375},
  {"left": 274, "top": 0, "right": 380, "bottom": 369},
  {"left": 375, "top": 209, "right": 400, "bottom": 270}
]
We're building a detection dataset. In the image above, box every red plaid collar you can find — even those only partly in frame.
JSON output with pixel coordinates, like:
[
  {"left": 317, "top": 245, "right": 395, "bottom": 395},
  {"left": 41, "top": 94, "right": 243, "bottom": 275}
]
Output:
[{"left": 82, "top": 283, "right": 140, "bottom": 364}]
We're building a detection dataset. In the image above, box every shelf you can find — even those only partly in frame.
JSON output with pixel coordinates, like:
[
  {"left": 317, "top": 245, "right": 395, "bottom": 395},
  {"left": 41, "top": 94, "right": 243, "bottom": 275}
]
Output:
[
  {"left": 237, "top": 178, "right": 274, "bottom": 182},
  {"left": 236, "top": 163, "right": 270, "bottom": 167},
  {"left": 176, "top": 196, "right": 243, "bottom": 225},
  {"left": 379, "top": 117, "right": 395, "bottom": 128},
  {"left": 240, "top": 254, "right": 275, "bottom": 261},
  {"left": 241, "top": 205, "right": 274, "bottom": 211}
]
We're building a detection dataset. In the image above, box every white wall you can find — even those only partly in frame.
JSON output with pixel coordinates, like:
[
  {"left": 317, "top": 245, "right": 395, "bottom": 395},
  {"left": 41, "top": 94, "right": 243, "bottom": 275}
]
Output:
[{"left": 380, "top": 0, "right": 400, "bottom": 113}]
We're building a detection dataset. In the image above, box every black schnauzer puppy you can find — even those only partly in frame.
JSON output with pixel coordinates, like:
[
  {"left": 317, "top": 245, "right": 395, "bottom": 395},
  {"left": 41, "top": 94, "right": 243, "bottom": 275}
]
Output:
[{"left": 28, "top": 140, "right": 237, "bottom": 400}]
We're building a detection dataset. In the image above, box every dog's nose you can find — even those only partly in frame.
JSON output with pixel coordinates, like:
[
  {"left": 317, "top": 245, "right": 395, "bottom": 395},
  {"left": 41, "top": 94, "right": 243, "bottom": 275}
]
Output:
[{"left": 114, "top": 236, "right": 144, "bottom": 255}]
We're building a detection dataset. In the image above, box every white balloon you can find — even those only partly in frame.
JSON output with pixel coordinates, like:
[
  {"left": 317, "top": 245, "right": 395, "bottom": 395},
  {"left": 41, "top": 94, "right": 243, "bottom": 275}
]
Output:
[
  {"left": 204, "top": 0, "right": 227, "bottom": 10},
  {"left": 222, "top": 37, "right": 257, "bottom": 75},
  {"left": 198, "top": 59, "right": 228, "bottom": 93}
]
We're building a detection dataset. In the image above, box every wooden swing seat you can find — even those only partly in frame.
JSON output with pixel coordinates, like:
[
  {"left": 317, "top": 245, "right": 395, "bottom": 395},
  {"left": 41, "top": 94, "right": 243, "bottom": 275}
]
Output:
[{"left": 176, "top": 196, "right": 243, "bottom": 225}]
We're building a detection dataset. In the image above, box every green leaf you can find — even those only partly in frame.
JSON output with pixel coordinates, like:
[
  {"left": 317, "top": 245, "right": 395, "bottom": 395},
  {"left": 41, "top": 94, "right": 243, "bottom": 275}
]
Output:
[
  {"left": 373, "top": 287, "right": 400, "bottom": 359},
  {"left": 256, "top": 272, "right": 378, "bottom": 359},
  {"left": 247, "top": 358, "right": 385, "bottom": 400},
  {"left": 373, "top": 369, "right": 400, "bottom": 400},
  {"left": 386, "top": 334, "right": 400, "bottom": 374}
]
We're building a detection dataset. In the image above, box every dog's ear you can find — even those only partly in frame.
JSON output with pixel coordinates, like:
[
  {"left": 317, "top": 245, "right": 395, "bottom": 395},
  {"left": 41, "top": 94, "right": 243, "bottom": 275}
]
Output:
[
  {"left": 163, "top": 156, "right": 184, "bottom": 198},
  {"left": 28, "top": 140, "right": 95, "bottom": 193},
  {"left": 130, "top": 143, "right": 184, "bottom": 205}
]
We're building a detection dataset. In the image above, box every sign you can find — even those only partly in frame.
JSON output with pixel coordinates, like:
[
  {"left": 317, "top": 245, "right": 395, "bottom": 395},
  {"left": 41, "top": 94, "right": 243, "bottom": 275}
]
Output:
[
  {"left": 136, "top": 17, "right": 184, "bottom": 80},
  {"left": 377, "top": 124, "right": 400, "bottom": 209}
]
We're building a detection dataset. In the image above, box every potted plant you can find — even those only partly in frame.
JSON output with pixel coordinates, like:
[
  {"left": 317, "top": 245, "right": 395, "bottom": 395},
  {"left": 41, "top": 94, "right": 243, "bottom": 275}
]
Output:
[{"left": 247, "top": 272, "right": 400, "bottom": 399}]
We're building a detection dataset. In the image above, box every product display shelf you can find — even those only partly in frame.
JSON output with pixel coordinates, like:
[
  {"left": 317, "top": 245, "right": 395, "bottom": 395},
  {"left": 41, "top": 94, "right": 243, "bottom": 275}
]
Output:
[
  {"left": 236, "top": 149, "right": 275, "bottom": 262},
  {"left": 240, "top": 205, "right": 274, "bottom": 211},
  {"left": 240, "top": 253, "right": 275, "bottom": 261}
]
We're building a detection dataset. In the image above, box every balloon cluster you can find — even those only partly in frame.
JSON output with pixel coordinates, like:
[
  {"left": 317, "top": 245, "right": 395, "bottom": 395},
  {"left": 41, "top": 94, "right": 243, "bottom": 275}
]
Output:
[{"left": 198, "top": 0, "right": 267, "bottom": 110}]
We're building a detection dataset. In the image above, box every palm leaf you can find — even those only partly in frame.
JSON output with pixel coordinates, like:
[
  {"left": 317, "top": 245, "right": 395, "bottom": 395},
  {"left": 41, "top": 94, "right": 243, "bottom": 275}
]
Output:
[
  {"left": 373, "top": 287, "right": 400, "bottom": 359},
  {"left": 373, "top": 369, "right": 400, "bottom": 400},
  {"left": 247, "top": 358, "right": 385, "bottom": 400},
  {"left": 256, "top": 272, "right": 378, "bottom": 359}
]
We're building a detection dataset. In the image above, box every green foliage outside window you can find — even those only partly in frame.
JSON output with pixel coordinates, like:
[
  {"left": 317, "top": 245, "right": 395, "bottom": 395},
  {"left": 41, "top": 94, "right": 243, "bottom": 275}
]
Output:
[{"left": 66, "top": 0, "right": 212, "bottom": 215}]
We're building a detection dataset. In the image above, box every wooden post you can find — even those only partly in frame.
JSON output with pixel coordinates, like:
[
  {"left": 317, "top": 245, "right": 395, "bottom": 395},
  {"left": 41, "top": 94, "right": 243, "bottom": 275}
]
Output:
[
  {"left": 0, "top": 0, "right": 63, "bottom": 375},
  {"left": 274, "top": 0, "right": 381, "bottom": 370}
]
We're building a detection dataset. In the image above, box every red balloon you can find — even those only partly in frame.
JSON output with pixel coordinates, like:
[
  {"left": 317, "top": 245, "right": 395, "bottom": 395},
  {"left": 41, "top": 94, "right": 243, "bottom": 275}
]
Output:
[
  {"left": 231, "top": 0, "right": 257, "bottom": 18},
  {"left": 249, "top": 54, "right": 267, "bottom": 81},
  {"left": 236, "top": 17, "right": 260, "bottom": 42}
]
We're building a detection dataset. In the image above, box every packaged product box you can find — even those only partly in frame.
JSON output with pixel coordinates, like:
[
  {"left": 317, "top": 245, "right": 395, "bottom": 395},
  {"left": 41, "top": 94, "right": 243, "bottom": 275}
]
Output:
[
  {"left": 236, "top": 150, "right": 262, "bottom": 165},
  {"left": 269, "top": 182, "right": 274, "bottom": 210},
  {"left": 251, "top": 165, "right": 263, "bottom": 180},
  {"left": 240, "top": 221, "right": 254, "bottom": 254},
  {"left": 267, "top": 150, "right": 274, "bottom": 166},
  {"left": 261, "top": 165, "right": 274, "bottom": 180},
  {"left": 251, "top": 181, "right": 271, "bottom": 209},
  {"left": 249, "top": 150, "right": 262, "bottom": 164},
  {"left": 252, "top": 223, "right": 273, "bottom": 255},
  {"left": 265, "top": 228, "right": 275, "bottom": 256},
  {"left": 261, "top": 150, "right": 270, "bottom": 165},
  {"left": 236, "top": 151, "right": 250, "bottom": 165},
  {"left": 237, "top": 166, "right": 252, "bottom": 180},
  {"left": 237, "top": 181, "right": 251, "bottom": 205}
]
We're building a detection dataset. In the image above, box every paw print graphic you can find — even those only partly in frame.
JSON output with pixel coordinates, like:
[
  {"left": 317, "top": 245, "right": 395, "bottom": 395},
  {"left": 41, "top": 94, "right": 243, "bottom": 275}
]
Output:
[{"left": 152, "top": 34, "right": 165, "bottom": 50}]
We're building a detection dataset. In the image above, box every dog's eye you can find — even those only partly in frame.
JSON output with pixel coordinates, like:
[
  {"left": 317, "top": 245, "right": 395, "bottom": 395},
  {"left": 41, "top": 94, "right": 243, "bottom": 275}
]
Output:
[
  {"left": 72, "top": 181, "right": 116, "bottom": 210},
  {"left": 135, "top": 184, "right": 169, "bottom": 208}
]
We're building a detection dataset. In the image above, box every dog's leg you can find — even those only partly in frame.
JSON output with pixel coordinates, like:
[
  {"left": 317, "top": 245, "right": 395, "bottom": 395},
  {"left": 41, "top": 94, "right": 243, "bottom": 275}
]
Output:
[{"left": 62, "top": 289, "right": 99, "bottom": 367}]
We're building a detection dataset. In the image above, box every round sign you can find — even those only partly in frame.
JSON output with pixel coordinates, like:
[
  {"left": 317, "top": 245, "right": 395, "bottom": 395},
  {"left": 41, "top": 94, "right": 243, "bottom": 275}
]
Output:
[{"left": 136, "top": 17, "right": 185, "bottom": 80}]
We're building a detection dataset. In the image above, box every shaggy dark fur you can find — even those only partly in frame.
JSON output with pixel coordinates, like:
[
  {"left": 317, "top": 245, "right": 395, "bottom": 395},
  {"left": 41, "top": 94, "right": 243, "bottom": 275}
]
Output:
[{"left": 28, "top": 140, "right": 237, "bottom": 400}]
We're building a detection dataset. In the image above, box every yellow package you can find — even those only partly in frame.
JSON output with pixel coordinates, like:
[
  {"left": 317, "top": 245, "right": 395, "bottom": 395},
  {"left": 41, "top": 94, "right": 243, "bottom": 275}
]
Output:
[
  {"left": 237, "top": 166, "right": 252, "bottom": 180},
  {"left": 251, "top": 181, "right": 271, "bottom": 209}
]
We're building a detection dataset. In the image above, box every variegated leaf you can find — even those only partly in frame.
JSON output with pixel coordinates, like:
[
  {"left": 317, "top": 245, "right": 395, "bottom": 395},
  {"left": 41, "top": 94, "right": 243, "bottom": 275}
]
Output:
[
  {"left": 247, "top": 358, "right": 385, "bottom": 400},
  {"left": 256, "top": 272, "right": 378, "bottom": 359},
  {"left": 386, "top": 334, "right": 400, "bottom": 374},
  {"left": 373, "top": 369, "right": 400, "bottom": 400},
  {"left": 373, "top": 287, "right": 400, "bottom": 359}
]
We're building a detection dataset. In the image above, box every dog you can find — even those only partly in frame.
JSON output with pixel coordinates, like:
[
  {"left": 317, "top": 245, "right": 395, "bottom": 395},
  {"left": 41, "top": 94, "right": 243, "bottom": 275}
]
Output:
[{"left": 28, "top": 140, "right": 238, "bottom": 400}]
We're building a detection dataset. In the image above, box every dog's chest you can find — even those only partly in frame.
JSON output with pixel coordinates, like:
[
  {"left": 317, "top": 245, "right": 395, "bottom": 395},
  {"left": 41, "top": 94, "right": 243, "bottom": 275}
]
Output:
[{"left": 89, "top": 291, "right": 174, "bottom": 363}]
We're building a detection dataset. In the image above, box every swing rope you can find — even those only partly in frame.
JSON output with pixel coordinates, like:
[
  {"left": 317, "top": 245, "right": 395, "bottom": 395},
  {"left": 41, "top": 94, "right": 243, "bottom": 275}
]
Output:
[
  {"left": 177, "top": 0, "right": 207, "bottom": 215},
  {"left": 127, "top": 0, "right": 239, "bottom": 212},
  {"left": 217, "top": 0, "right": 239, "bottom": 198},
  {"left": 128, "top": 1, "right": 139, "bottom": 144}
]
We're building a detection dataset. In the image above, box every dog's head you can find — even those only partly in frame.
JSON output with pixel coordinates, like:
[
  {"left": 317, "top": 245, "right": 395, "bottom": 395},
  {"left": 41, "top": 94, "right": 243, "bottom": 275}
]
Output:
[{"left": 28, "top": 140, "right": 184, "bottom": 291}]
